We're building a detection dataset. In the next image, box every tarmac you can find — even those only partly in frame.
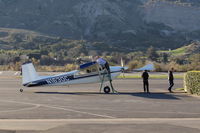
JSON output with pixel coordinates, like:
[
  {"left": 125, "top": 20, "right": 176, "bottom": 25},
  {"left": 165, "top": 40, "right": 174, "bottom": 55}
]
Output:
[{"left": 0, "top": 72, "right": 200, "bottom": 133}]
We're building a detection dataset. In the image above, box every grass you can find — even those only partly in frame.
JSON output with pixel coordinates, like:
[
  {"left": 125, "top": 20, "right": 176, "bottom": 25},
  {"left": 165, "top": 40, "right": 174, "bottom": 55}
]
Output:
[
  {"left": 159, "top": 46, "right": 187, "bottom": 56},
  {"left": 175, "top": 88, "right": 185, "bottom": 91},
  {"left": 170, "top": 47, "right": 186, "bottom": 56}
]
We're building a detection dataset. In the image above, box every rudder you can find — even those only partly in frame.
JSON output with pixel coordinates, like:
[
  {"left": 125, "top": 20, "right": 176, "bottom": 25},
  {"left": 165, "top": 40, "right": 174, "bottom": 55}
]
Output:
[{"left": 22, "top": 63, "right": 39, "bottom": 85}]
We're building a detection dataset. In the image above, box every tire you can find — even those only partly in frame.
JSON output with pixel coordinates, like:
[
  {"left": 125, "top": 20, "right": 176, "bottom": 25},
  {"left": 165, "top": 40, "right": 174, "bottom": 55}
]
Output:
[
  {"left": 104, "top": 86, "right": 111, "bottom": 94},
  {"left": 20, "top": 89, "right": 23, "bottom": 92}
]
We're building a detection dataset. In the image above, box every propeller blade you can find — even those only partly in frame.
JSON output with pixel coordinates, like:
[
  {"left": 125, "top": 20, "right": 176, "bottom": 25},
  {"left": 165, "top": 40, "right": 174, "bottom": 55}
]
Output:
[
  {"left": 121, "top": 57, "right": 124, "bottom": 67},
  {"left": 121, "top": 57, "right": 125, "bottom": 78}
]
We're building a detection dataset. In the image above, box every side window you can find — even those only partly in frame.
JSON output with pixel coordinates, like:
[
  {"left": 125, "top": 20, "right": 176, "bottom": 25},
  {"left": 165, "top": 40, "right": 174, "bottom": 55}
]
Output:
[
  {"left": 78, "top": 62, "right": 100, "bottom": 75},
  {"left": 86, "top": 69, "right": 91, "bottom": 73}
]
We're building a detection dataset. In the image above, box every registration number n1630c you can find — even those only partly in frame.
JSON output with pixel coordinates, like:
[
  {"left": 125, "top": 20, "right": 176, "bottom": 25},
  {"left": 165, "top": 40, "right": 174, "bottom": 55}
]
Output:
[{"left": 46, "top": 75, "right": 73, "bottom": 84}]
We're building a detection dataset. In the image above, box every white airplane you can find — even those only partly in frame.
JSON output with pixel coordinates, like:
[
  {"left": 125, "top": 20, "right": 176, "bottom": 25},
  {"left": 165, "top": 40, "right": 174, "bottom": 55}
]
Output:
[{"left": 21, "top": 61, "right": 127, "bottom": 94}]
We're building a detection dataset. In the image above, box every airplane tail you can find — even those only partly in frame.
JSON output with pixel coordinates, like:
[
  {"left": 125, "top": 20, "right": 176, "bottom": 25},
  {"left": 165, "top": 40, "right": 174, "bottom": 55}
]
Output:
[{"left": 22, "top": 63, "right": 39, "bottom": 85}]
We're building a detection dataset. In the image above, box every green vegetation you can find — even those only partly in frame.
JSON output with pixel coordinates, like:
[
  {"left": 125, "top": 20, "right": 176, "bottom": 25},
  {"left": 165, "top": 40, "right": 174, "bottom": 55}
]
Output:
[
  {"left": 159, "top": 46, "right": 187, "bottom": 56},
  {"left": 170, "top": 47, "right": 186, "bottom": 56},
  {"left": 184, "top": 71, "right": 200, "bottom": 95},
  {"left": 0, "top": 28, "right": 200, "bottom": 72},
  {"left": 159, "top": 42, "right": 200, "bottom": 56},
  {"left": 0, "top": 42, "right": 200, "bottom": 72},
  {"left": 175, "top": 88, "right": 185, "bottom": 91}
]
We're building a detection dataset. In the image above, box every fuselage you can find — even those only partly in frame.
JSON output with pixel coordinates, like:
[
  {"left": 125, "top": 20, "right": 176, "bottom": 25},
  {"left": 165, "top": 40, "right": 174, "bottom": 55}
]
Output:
[{"left": 23, "top": 66, "right": 123, "bottom": 87}]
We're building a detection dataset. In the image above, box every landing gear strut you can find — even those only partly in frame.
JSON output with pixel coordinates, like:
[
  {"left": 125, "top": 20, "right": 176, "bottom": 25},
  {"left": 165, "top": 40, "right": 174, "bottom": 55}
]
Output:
[{"left": 99, "top": 70, "right": 118, "bottom": 94}]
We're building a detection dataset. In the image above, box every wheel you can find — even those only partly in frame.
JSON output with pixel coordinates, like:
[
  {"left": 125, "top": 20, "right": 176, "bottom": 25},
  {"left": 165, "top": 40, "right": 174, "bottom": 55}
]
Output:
[
  {"left": 104, "top": 86, "right": 111, "bottom": 94},
  {"left": 20, "top": 89, "right": 23, "bottom": 92}
]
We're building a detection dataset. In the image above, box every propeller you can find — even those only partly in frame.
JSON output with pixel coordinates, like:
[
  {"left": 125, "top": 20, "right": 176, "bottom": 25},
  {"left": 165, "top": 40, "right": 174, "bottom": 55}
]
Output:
[{"left": 121, "top": 57, "right": 125, "bottom": 78}]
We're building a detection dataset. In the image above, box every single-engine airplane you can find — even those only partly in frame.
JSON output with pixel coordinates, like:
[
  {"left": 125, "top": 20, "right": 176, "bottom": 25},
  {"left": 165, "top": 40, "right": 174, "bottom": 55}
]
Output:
[{"left": 21, "top": 61, "right": 128, "bottom": 94}]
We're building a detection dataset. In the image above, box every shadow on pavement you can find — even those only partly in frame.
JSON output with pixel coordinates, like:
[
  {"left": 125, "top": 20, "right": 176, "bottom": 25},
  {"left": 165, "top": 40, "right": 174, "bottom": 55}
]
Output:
[
  {"left": 120, "top": 92, "right": 180, "bottom": 100},
  {"left": 35, "top": 91, "right": 181, "bottom": 100}
]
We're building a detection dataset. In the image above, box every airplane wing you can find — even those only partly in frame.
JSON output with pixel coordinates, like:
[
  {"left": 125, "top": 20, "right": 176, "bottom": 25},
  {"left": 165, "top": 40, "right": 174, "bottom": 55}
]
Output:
[
  {"left": 134, "top": 64, "right": 155, "bottom": 71},
  {"left": 79, "top": 61, "right": 97, "bottom": 70}
]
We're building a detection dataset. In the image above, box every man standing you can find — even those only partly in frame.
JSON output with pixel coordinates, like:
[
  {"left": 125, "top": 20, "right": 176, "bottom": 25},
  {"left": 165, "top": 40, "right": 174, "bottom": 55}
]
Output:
[
  {"left": 168, "top": 68, "right": 174, "bottom": 93},
  {"left": 142, "top": 70, "right": 149, "bottom": 93}
]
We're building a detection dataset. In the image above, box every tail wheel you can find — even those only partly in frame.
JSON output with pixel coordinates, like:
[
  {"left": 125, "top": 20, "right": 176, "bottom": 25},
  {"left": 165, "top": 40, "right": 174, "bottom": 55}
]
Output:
[
  {"left": 20, "top": 89, "right": 23, "bottom": 92},
  {"left": 104, "top": 86, "right": 111, "bottom": 94}
]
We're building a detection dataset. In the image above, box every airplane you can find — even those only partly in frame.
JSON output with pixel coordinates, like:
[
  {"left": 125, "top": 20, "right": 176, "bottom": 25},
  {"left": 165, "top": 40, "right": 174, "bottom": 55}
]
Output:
[
  {"left": 133, "top": 63, "right": 155, "bottom": 71},
  {"left": 21, "top": 61, "right": 128, "bottom": 94}
]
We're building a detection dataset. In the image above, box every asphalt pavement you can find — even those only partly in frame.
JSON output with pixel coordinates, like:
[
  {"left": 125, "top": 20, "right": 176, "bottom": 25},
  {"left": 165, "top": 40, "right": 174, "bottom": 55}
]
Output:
[{"left": 0, "top": 72, "right": 200, "bottom": 133}]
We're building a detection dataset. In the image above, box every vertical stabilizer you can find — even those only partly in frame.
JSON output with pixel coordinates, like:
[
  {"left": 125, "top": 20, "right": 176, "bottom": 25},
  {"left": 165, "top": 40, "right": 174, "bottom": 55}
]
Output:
[{"left": 22, "top": 63, "right": 39, "bottom": 85}]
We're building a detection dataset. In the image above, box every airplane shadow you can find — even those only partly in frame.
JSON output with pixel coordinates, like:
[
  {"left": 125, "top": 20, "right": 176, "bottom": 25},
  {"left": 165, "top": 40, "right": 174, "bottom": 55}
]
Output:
[
  {"left": 35, "top": 91, "right": 182, "bottom": 100},
  {"left": 35, "top": 91, "right": 99, "bottom": 96}
]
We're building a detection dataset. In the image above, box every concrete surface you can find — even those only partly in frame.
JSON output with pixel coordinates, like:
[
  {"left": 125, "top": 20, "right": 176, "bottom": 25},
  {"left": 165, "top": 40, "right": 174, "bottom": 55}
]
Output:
[{"left": 0, "top": 73, "right": 200, "bottom": 133}]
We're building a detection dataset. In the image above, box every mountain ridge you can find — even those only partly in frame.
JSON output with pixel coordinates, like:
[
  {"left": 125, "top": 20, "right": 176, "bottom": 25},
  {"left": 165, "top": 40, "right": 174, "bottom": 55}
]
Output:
[{"left": 0, "top": 0, "right": 200, "bottom": 49}]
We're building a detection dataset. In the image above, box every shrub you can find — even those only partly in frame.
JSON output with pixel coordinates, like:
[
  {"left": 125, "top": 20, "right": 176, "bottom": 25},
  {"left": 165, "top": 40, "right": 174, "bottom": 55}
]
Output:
[{"left": 184, "top": 71, "right": 200, "bottom": 95}]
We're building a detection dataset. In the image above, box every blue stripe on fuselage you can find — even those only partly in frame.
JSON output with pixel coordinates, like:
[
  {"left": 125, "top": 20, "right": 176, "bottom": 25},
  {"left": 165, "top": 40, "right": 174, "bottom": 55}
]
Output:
[{"left": 23, "top": 71, "right": 121, "bottom": 87}]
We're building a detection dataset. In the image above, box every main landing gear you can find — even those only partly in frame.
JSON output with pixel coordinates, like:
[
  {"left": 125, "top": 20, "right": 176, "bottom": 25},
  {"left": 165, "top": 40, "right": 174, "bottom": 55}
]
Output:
[
  {"left": 104, "top": 86, "right": 111, "bottom": 94},
  {"left": 99, "top": 71, "right": 118, "bottom": 94},
  {"left": 102, "top": 82, "right": 118, "bottom": 94}
]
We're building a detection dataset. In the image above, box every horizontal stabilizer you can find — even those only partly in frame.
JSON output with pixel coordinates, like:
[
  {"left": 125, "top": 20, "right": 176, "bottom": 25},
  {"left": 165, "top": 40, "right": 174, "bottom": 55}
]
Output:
[{"left": 134, "top": 64, "right": 155, "bottom": 71}]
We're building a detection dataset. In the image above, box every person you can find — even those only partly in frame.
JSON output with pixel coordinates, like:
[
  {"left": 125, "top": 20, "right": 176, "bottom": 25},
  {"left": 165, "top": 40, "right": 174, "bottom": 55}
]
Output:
[
  {"left": 96, "top": 56, "right": 110, "bottom": 74},
  {"left": 96, "top": 56, "right": 117, "bottom": 93},
  {"left": 142, "top": 70, "right": 149, "bottom": 93},
  {"left": 168, "top": 68, "right": 174, "bottom": 93},
  {"left": 20, "top": 67, "right": 22, "bottom": 76}
]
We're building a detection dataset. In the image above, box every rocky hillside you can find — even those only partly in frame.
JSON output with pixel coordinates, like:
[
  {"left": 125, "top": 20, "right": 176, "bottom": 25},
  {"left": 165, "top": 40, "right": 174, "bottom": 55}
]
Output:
[
  {"left": 143, "top": 0, "right": 200, "bottom": 31},
  {"left": 0, "top": 0, "right": 200, "bottom": 50}
]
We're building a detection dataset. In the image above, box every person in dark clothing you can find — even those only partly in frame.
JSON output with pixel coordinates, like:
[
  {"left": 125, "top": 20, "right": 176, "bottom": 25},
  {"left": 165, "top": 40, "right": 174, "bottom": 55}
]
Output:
[
  {"left": 142, "top": 70, "right": 149, "bottom": 93},
  {"left": 168, "top": 68, "right": 174, "bottom": 93}
]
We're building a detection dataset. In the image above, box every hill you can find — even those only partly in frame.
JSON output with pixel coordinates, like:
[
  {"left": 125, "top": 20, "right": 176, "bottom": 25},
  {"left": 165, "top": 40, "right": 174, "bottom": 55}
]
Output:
[
  {"left": 159, "top": 42, "right": 200, "bottom": 56},
  {"left": 0, "top": 28, "right": 63, "bottom": 50},
  {"left": 0, "top": 0, "right": 200, "bottom": 49},
  {"left": 0, "top": 28, "right": 120, "bottom": 54}
]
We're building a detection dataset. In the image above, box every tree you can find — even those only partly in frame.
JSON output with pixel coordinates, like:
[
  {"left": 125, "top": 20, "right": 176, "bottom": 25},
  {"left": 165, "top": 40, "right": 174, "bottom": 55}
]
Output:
[
  {"left": 146, "top": 46, "right": 159, "bottom": 61},
  {"left": 159, "top": 53, "right": 169, "bottom": 63}
]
